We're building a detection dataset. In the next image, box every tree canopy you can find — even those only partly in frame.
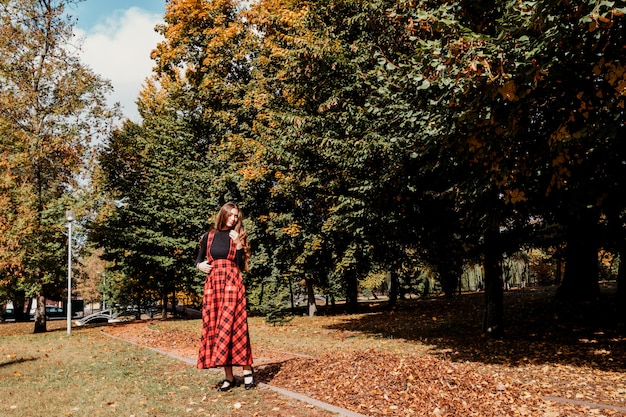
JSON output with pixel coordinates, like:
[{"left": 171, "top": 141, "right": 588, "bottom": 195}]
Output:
[
  {"left": 12, "top": 0, "right": 625, "bottom": 333},
  {"left": 0, "top": 0, "right": 116, "bottom": 331}
]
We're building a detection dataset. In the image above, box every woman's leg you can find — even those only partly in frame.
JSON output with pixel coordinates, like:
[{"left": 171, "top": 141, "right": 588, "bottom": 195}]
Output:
[
  {"left": 224, "top": 365, "right": 234, "bottom": 381},
  {"left": 217, "top": 366, "right": 236, "bottom": 391},
  {"left": 243, "top": 365, "right": 255, "bottom": 389}
]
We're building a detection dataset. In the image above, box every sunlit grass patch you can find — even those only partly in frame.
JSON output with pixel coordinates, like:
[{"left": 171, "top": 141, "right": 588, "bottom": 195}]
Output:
[{"left": 0, "top": 324, "right": 334, "bottom": 417}]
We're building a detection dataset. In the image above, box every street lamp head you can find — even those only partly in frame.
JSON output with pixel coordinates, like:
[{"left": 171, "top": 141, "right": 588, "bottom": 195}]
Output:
[{"left": 65, "top": 209, "right": 75, "bottom": 222}]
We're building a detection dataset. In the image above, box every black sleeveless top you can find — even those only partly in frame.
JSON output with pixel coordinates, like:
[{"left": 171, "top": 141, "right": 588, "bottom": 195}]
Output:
[{"left": 196, "top": 229, "right": 245, "bottom": 270}]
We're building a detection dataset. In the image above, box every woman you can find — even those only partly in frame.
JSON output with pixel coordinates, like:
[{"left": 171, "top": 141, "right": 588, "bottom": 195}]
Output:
[{"left": 196, "top": 202, "right": 254, "bottom": 391}]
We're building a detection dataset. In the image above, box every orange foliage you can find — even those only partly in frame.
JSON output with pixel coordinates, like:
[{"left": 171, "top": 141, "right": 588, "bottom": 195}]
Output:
[{"left": 497, "top": 81, "right": 519, "bottom": 101}]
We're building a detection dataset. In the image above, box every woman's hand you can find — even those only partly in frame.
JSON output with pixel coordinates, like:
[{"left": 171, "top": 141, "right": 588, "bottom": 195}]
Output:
[
  {"left": 197, "top": 261, "right": 212, "bottom": 274},
  {"left": 229, "top": 229, "right": 244, "bottom": 250}
]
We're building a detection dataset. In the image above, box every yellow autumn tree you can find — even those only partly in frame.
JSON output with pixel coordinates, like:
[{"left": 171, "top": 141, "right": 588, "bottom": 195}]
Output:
[{"left": 0, "top": 0, "right": 116, "bottom": 332}]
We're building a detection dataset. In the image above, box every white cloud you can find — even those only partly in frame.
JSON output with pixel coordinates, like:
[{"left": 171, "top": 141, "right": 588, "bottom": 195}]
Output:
[{"left": 75, "top": 7, "right": 163, "bottom": 123}]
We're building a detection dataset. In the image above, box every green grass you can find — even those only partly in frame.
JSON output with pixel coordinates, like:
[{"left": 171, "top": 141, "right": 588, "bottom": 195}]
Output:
[
  {"left": 0, "top": 322, "right": 335, "bottom": 417},
  {"left": 4, "top": 287, "right": 624, "bottom": 416}
]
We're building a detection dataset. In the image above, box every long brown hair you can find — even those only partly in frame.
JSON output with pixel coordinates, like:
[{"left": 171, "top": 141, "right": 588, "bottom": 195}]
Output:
[{"left": 211, "top": 202, "right": 250, "bottom": 271}]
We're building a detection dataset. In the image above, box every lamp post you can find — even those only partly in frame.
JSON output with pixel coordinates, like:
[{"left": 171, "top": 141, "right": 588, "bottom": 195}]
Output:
[
  {"left": 102, "top": 272, "right": 106, "bottom": 311},
  {"left": 65, "top": 209, "right": 74, "bottom": 335}
]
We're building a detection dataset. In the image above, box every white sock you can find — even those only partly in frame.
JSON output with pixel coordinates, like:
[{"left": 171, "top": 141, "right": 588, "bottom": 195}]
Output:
[
  {"left": 243, "top": 370, "right": 253, "bottom": 385},
  {"left": 221, "top": 380, "right": 232, "bottom": 389}
]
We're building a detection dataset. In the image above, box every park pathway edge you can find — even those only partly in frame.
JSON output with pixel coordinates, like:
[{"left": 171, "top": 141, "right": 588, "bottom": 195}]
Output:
[
  {"left": 100, "top": 329, "right": 368, "bottom": 417},
  {"left": 541, "top": 396, "right": 626, "bottom": 414},
  {"left": 100, "top": 328, "right": 626, "bottom": 415}
]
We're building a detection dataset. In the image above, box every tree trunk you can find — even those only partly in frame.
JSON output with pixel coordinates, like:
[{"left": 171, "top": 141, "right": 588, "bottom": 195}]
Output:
[
  {"left": 616, "top": 245, "right": 626, "bottom": 323},
  {"left": 161, "top": 296, "right": 168, "bottom": 319},
  {"left": 387, "top": 269, "right": 399, "bottom": 309},
  {"left": 305, "top": 278, "right": 317, "bottom": 317},
  {"left": 555, "top": 246, "right": 564, "bottom": 285},
  {"left": 12, "top": 293, "right": 27, "bottom": 322},
  {"left": 557, "top": 212, "right": 600, "bottom": 301},
  {"left": 345, "top": 273, "right": 358, "bottom": 314},
  {"left": 482, "top": 229, "right": 504, "bottom": 337},
  {"left": 172, "top": 290, "right": 178, "bottom": 319},
  {"left": 134, "top": 298, "right": 142, "bottom": 320},
  {"left": 33, "top": 292, "right": 47, "bottom": 333},
  {"left": 259, "top": 282, "right": 265, "bottom": 306},
  {"left": 440, "top": 270, "right": 458, "bottom": 298}
]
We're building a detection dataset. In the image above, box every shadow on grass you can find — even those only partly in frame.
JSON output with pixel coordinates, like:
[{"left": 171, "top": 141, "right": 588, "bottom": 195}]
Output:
[
  {"left": 256, "top": 360, "right": 289, "bottom": 385},
  {"left": 317, "top": 286, "right": 626, "bottom": 372},
  {"left": 0, "top": 356, "right": 38, "bottom": 368}
]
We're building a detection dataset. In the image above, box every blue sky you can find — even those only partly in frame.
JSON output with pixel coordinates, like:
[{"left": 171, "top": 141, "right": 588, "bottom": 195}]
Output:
[
  {"left": 70, "top": 0, "right": 165, "bottom": 30},
  {"left": 69, "top": 1, "right": 167, "bottom": 122}
]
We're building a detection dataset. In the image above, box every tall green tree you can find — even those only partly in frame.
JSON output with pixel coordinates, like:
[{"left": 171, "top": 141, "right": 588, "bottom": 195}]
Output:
[
  {"left": 93, "top": 111, "right": 210, "bottom": 314},
  {"left": 450, "top": 0, "right": 626, "bottom": 304},
  {"left": 94, "top": 0, "right": 626, "bottom": 332},
  {"left": 151, "top": 0, "right": 257, "bottom": 189},
  {"left": 146, "top": 0, "right": 273, "bottom": 301},
  {"left": 248, "top": 0, "right": 429, "bottom": 313},
  {"left": 366, "top": 0, "right": 626, "bottom": 327},
  {"left": 0, "top": 0, "right": 115, "bottom": 332}
]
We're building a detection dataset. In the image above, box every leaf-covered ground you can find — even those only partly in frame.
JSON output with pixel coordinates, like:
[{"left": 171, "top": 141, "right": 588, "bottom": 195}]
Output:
[{"left": 103, "top": 286, "right": 626, "bottom": 416}]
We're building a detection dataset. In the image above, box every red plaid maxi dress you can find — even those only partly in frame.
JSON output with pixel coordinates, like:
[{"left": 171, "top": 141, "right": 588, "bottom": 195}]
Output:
[{"left": 197, "top": 231, "right": 253, "bottom": 369}]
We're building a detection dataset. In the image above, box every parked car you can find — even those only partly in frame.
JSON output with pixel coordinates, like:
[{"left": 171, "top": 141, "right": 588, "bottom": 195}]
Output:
[
  {"left": 45, "top": 306, "right": 65, "bottom": 319},
  {"left": 1, "top": 308, "right": 15, "bottom": 322},
  {"left": 29, "top": 305, "right": 67, "bottom": 320}
]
